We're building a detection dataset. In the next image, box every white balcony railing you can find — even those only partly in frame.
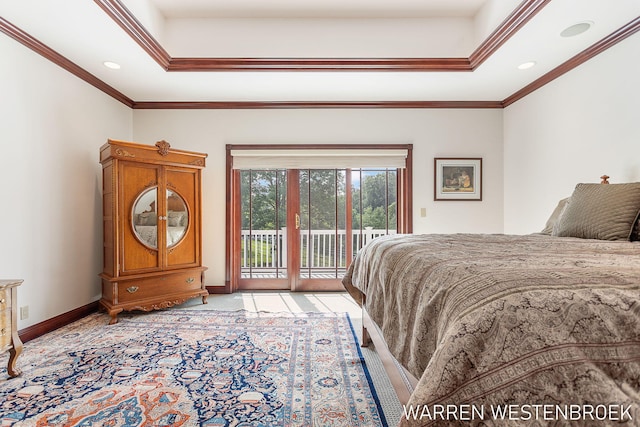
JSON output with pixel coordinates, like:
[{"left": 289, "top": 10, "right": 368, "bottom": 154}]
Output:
[{"left": 240, "top": 227, "right": 395, "bottom": 270}]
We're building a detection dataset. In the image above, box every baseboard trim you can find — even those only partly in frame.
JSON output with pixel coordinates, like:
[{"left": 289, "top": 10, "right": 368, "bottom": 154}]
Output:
[
  {"left": 18, "top": 289, "right": 225, "bottom": 341},
  {"left": 18, "top": 301, "right": 100, "bottom": 343}
]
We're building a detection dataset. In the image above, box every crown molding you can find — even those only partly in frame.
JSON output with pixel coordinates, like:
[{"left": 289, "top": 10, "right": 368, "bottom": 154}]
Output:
[
  {"left": 503, "top": 15, "right": 640, "bottom": 107},
  {"left": 132, "top": 101, "right": 504, "bottom": 109},
  {"left": 2, "top": 13, "right": 638, "bottom": 109},
  {"left": 167, "top": 57, "right": 472, "bottom": 72},
  {"left": 93, "top": 0, "right": 170, "bottom": 70},
  {"left": 94, "top": 0, "right": 548, "bottom": 72},
  {"left": 0, "top": 17, "right": 134, "bottom": 108},
  {"left": 469, "top": 0, "right": 551, "bottom": 69}
]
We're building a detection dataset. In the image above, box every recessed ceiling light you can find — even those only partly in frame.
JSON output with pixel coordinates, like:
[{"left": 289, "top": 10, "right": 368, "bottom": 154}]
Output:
[
  {"left": 103, "top": 61, "right": 121, "bottom": 70},
  {"left": 517, "top": 61, "right": 536, "bottom": 70},
  {"left": 560, "top": 21, "right": 594, "bottom": 38}
]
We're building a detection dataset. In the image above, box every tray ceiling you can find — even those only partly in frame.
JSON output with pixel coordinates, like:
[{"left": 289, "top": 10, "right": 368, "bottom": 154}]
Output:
[{"left": 1, "top": 0, "right": 639, "bottom": 106}]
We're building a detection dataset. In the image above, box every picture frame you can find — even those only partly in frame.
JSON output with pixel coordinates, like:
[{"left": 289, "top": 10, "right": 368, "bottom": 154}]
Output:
[{"left": 434, "top": 158, "right": 482, "bottom": 201}]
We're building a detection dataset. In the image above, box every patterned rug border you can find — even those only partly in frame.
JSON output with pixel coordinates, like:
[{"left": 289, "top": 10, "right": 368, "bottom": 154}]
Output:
[
  {"left": 341, "top": 311, "right": 389, "bottom": 427},
  {"left": 2, "top": 308, "right": 389, "bottom": 427},
  {"left": 122, "top": 309, "right": 390, "bottom": 427}
]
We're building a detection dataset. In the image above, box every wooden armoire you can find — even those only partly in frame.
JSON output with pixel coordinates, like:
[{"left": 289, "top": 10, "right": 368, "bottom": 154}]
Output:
[{"left": 99, "top": 139, "right": 208, "bottom": 324}]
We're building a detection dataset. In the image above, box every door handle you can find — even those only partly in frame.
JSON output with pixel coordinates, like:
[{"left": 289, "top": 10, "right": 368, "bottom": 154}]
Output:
[{"left": 295, "top": 213, "right": 300, "bottom": 230}]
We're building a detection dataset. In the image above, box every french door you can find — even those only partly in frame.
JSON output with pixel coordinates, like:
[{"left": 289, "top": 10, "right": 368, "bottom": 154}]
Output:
[{"left": 225, "top": 145, "right": 413, "bottom": 293}]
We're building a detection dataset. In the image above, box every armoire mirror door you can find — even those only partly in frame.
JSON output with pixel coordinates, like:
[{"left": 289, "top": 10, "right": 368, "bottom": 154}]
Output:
[
  {"left": 165, "top": 167, "right": 201, "bottom": 270},
  {"left": 132, "top": 186, "right": 159, "bottom": 249},
  {"left": 120, "top": 162, "right": 162, "bottom": 275},
  {"left": 166, "top": 189, "right": 188, "bottom": 249}
]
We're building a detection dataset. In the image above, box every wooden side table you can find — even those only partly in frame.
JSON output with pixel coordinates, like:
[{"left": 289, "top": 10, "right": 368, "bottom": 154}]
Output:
[{"left": 1, "top": 279, "right": 23, "bottom": 377}]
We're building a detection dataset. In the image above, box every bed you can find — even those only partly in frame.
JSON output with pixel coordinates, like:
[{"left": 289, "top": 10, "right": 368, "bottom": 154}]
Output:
[
  {"left": 133, "top": 209, "right": 187, "bottom": 247},
  {"left": 343, "top": 179, "right": 640, "bottom": 426},
  {"left": 134, "top": 224, "right": 187, "bottom": 247}
]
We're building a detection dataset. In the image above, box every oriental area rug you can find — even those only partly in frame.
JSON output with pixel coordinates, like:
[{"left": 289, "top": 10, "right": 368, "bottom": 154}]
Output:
[{"left": 0, "top": 310, "right": 387, "bottom": 427}]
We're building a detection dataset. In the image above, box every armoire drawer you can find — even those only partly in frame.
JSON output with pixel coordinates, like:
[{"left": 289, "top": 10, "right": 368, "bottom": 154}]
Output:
[
  {"left": 117, "top": 271, "right": 203, "bottom": 303},
  {"left": 0, "top": 289, "right": 9, "bottom": 310},
  {"left": 1, "top": 279, "right": 25, "bottom": 376},
  {"left": 0, "top": 308, "right": 10, "bottom": 349}
]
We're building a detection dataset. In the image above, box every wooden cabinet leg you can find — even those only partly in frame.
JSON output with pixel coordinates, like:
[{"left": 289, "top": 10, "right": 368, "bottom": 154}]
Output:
[
  {"left": 202, "top": 295, "right": 208, "bottom": 305},
  {"left": 7, "top": 343, "right": 23, "bottom": 377},
  {"left": 108, "top": 309, "right": 122, "bottom": 325}
]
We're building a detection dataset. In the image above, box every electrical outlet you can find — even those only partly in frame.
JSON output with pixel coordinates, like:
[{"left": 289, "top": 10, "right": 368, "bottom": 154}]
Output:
[{"left": 20, "top": 305, "right": 29, "bottom": 320}]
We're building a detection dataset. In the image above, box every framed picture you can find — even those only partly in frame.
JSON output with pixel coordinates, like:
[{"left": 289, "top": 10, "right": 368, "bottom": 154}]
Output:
[{"left": 434, "top": 158, "right": 482, "bottom": 201}]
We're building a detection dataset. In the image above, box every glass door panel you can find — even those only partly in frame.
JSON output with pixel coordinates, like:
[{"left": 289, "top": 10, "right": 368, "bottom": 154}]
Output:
[
  {"left": 236, "top": 168, "right": 397, "bottom": 291},
  {"left": 239, "top": 170, "right": 287, "bottom": 281},
  {"left": 298, "top": 169, "right": 347, "bottom": 281},
  {"left": 351, "top": 169, "right": 398, "bottom": 257}
]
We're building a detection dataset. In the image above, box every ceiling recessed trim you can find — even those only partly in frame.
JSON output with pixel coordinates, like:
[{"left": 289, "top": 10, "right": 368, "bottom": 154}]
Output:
[
  {"left": 0, "top": 16, "right": 134, "bottom": 107},
  {"left": 94, "top": 0, "right": 550, "bottom": 72}
]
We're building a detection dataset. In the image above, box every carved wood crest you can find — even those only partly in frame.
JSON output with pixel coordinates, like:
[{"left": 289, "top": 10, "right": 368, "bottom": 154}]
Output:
[
  {"left": 115, "top": 148, "right": 135, "bottom": 158},
  {"left": 155, "top": 140, "right": 171, "bottom": 156}
]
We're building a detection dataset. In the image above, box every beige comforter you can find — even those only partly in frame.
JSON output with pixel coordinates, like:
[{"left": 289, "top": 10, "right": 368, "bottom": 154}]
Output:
[{"left": 343, "top": 233, "right": 640, "bottom": 426}]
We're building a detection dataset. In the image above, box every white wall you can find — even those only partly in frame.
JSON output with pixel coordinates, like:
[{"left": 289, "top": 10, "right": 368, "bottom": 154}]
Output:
[
  {"left": 503, "top": 32, "right": 640, "bottom": 235},
  {"left": 0, "top": 36, "right": 132, "bottom": 329},
  {"left": 133, "top": 108, "right": 504, "bottom": 287},
  {"left": 2, "top": 7, "right": 637, "bottom": 325}
]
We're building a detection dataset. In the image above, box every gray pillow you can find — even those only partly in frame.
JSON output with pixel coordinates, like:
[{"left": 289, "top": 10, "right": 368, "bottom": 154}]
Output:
[
  {"left": 552, "top": 183, "right": 640, "bottom": 240},
  {"left": 168, "top": 211, "right": 184, "bottom": 227},
  {"left": 138, "top": 212, "right": 157, "bottom": 226},
  {"left": 540, "top": 197, "right": 570, "bottom": 235}
]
